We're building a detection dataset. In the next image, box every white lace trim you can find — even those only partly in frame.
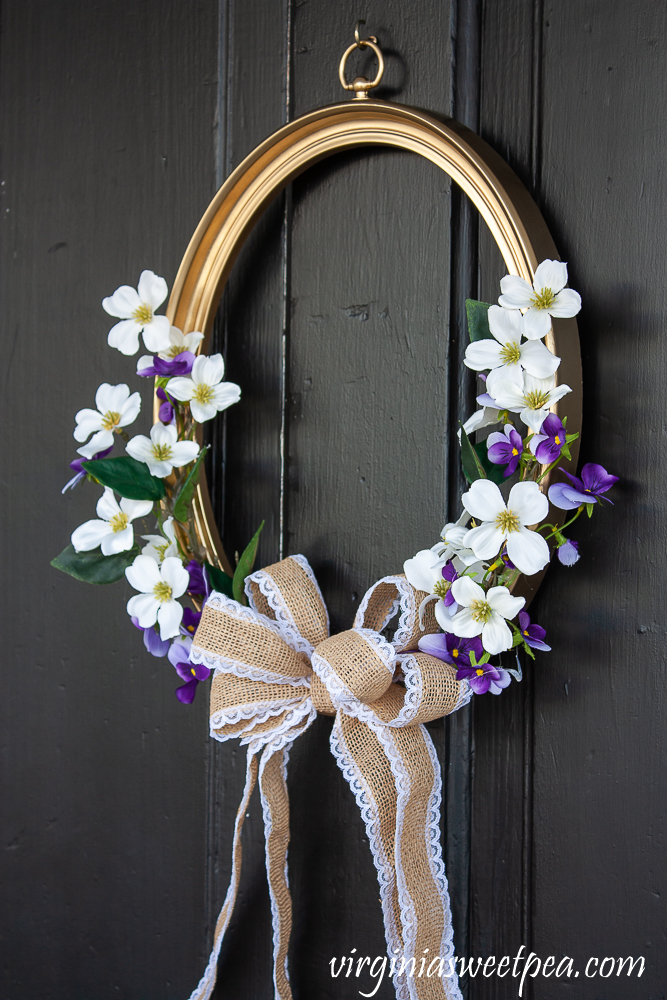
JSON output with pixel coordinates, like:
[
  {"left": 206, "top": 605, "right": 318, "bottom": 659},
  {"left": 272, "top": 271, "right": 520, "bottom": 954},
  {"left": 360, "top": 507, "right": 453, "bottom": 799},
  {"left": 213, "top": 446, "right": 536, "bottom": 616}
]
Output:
[
  {"left": 454, "top": 678, "right": 473, "bottom": 711},
  {"left": 209, "top": 699, "right": 303, "bottom": 743},
  {"left": 244, "top": 702, "right": 316, "bottom": 756},
  {"left": 354, "top": 575, "right": 420, "bottom": 652},
  {"left": 205, "top": 589, "right": 308, "bottom": 655},
  {"left": 259, "top": 745, "right": 292, "bottom": 999},
  {"left": 191, "top": 645, "right": 310, "bottom": 689},
  {"left": 287, "top": 553, "right": 330, "bottom": 637},
  {"left": 245, "top": 554, "right": 327, "bottom": 656},
  {"left": 356, "top": 627, "right": 396, "bottom": 674}
]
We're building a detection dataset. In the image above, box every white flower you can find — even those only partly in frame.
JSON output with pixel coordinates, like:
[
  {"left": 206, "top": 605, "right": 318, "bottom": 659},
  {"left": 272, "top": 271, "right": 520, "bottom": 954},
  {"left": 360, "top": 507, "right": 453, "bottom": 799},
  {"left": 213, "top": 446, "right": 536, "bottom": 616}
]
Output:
[
  {"left": 497, "top": 259, "right": 582, "bottom": 340},
  {"left": 460, "top": 400, "right": 501, "bottom": 438},
  {"left": 142, "top": 516, "right": 179, "bottom": 563},
  {"left": 125, "top": 555, "right": 188, "bottom": 640},
  {"left": 437, "top": 513, "right": 480, "bottom": 568},
  {"left": 166, "top": 354, "right": 241, "bottom": 423},
  {"left": 158, "top": 326, "right": 204, "bottom": 361},
  {"left": 489, "top": 373, "right": 572, "bottom": 433},
  {"left": 126, "top": 422, "right": 200, "bottom": 478},
  {"left": 74, "top": 383, "right": 141, "bottom": 459},
  {"left": 103, "top": 270, "right": 171, "bottom": 356},
  {"left": 71, "top": 487, "right": 153, "bottom": 555},
  {"left": 436, "top": 576, "right": 525, "bottom": 655},
  {"left": 462, "top": 479, "right": 550, "bottom": 576},
  {"left": 404, "top": 548, "right": 448, "bottom": 593},
  {"left": 464, "top": 306, "right": 560, "bottom": 394}
]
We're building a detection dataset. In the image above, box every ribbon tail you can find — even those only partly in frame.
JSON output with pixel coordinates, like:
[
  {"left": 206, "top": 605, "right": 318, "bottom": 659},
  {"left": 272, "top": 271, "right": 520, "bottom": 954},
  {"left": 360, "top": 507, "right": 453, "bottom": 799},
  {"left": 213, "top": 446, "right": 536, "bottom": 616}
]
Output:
[{"left": 186, "top": 748, "right": 259, "bottom": 1000}]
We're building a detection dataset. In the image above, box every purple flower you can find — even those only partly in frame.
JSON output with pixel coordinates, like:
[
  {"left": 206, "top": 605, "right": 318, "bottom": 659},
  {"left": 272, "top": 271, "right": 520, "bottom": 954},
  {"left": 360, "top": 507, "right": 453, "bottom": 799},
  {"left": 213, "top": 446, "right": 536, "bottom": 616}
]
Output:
[
  {"left": 61, "top": 444, "right": 114, "bottom": 493},
  {"left": 487, "top": 424, "right": 523, "bottom": 477},
  {"left": 548, "top": 463, "right": 618, "bottom": 510},
  {"left": 456, "top": 662, "right": 512, "bottom": 695},
  {"left": 131, "top": 616, "right": 170, "bottom": 657},
  {"left": 557, "top": 538, "right": 580, "bottom": 566},
  {"left": 501, "top": 548, "right": 516, "bottom": 569},
  {"left": 418, "top": 632, "right": 483, "bottom": 668},
  {"left": 137, "top": 352, "right": 196, "bottom": 378},
  {"left": 156, "top": 386, "right": 175, "bottom": 424},
  {"left": 530, "top": 413, "right": 566, "bottom": 465},
  {"left": 168, "top": 637, "right": 210, "bottom": 704},
  {"left": 441, "top": 561, "right": 459, "bottom": 608},
  {"left": 180, "top": 607, "right": 202, "bottom": 638},
  {"left": 518, "top": 611, "right": 551, "bottom": 651},
  {"left": 186, "top": 560, "right": 210, "bottom": 598},
  {"left": 476, "top": 391, "right": 500, "bottom": 408}
]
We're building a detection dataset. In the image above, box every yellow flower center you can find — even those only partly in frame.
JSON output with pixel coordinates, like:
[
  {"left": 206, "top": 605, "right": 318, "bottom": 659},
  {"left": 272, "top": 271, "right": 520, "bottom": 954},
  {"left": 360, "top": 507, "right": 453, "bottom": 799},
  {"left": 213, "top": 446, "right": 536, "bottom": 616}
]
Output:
[
  {"left": 132, "top": 303, "right": 153, "bottom": 325},
  {"left": 167, "top": 344, "right": 186, "bottom": 358},
  {"left": 193, "top": 383, "right": 214, "bottom": 405},
  {"left": 470, "top": 599, "right": 493, "bottom": 624},
  {"left": 101, "top": 410, "right": 121, "bottom": 431},
  {"left": 554, "top": 434, "right": 561, "bottom": 445},
  {"left": 511, "top": 447, "right": 519, "bottom": 456},
  {"left": 154, "top": 541, "right": 171, "bottom": 561},
  {"left": 523, "top": 630, "right": 530, "bottom": 636},
  {"left": 432, "top": 579, "right": 450, "bottom": 599},
  {"left": 151, "top": 443, "right": 173, "bottom": 462},
  {"left": 495, "top": 509, "right": 520, "bottom": 533},
  {"left": 452, "top": 648, "right": 459, "bottom": 658},
  {"left": 499, "top": 342, "right": 522, "bottom": 365},
  {"left": 190, "top": 667, "right": 197, "bottom": 677},
  {"left": 475, "top": 668, "right": 485, "bottom": 677},
  {"left": 153, "top": 581, "right": 173, "bottom": 602},
  {"left": 530, "top": 287, "right": 556, "bottom": 310},
  {"left": 524, "top": 388, "right": 551, "bottom": 410},
  {"left": 109, "top": 512, "right": 129, "bottom": 533}
]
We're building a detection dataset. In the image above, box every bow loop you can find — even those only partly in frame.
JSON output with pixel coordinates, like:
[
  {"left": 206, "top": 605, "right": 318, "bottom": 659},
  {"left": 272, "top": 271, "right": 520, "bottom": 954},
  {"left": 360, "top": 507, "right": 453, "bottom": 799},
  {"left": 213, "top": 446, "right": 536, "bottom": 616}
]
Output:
[
  {"left": 312, "top": 628, "right": 395, "bottom": 706},
  {"left": 353, "top": 574, "right": 441, "bottom": 652},
  {"left": 246, "top": 554, "right": 329, "bottom": 651}
]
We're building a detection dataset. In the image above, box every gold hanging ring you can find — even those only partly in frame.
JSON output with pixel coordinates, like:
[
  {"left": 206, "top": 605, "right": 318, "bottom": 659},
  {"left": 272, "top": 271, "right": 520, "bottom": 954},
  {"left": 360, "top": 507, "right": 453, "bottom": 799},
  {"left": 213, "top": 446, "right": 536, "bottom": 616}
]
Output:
[{"left": 338, "top": 34, "right": 384, "bottom": 99}]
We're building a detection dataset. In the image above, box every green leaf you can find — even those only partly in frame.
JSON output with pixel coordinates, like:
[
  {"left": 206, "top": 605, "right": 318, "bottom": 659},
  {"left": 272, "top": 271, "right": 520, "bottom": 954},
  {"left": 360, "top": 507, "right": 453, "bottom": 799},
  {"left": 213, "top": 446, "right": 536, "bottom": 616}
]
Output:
[
  {"left": 173, "top": 447, "right": 209, "bottom": 523},
  {"left": 232, "top": 521, "right": 265, "bottom": 605},
  {"left": 586, "top": 503, "right": 595, "bottom": 518},
  {"left": 511, "top": 630, "right": 524, "bottom": 648},
  {"left": 51, "top": 543, "right": 138, "bottom": 585},
  {"left": 81, "top": 456, "right": 165, "bottom": 502},
  {"left": 465, "top": 299, "right": 494, "bottom": 342},
  {"left": 460, "top": 426, "right": 487, "bottom": 484},
  {"left": 205, "top": 561, "right": 234, "bottom": 599},
  {"left": 473, "top": 440, "right": 507, "bottom": 485}
]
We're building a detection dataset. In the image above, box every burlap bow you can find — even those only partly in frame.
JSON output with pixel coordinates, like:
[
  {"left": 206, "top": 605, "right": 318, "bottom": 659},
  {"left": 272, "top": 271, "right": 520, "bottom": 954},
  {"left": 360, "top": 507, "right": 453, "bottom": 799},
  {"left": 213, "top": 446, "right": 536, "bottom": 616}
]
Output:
[{"left": 187, "top": 554, "right": 471, "bottom": 1000}]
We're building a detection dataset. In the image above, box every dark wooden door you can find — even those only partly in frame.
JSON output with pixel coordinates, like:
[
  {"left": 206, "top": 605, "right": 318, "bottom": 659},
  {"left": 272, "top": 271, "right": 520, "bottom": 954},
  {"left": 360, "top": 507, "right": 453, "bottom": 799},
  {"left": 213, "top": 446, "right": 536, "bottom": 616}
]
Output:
[{"left": 1, "top": 3, "right": 664, "bottom": 1000}]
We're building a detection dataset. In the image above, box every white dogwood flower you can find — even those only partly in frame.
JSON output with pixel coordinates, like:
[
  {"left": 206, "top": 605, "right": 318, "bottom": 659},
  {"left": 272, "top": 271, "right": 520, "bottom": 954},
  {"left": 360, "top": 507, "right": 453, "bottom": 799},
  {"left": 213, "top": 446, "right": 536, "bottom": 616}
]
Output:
[
  {"left": 125, "top": 555, "right": 188, "bottom": 640},
  {"left": 142, "top": 516, "right": 179, "bottom": 563},
  {"left": 126, "top": 422, "right": 199, "bottom": 478},
  {"left": 71, "top": 487, "right": 153, "bottom": 555},
  {"left": 74, "top": 383, "right": 141, "bottom": 459},
  {"left": 464, "top": 306, "right": 560, "bottom": 393},
  {"left": 462, "top": 479, "right": 550, "bottom": 576},
  {"left": 166, "top": 354, "right": 241, "bottom": 423},
  {"left": 461, "top": 400, "right": 502, "bottom": 438},
  {"left": 404, "top": 548, "right": 448, "bottom": 594},
  {"left": 497, "top": 259, "right": 582, "bottom": 340},
  {"left": 438, "top": 514, "right": 481, "bottom": 567},
  {"left": 436, "top": 576, "right": 525, "bottom": 655},
  {"left": 103, "top": 270, "right": 171, "bottom": 356},
  {"left": 158, "top": 326, "right": 204, "bottom": 361},
  {"left": 489, "top": 374, "right": 571, "bottom": 433}
]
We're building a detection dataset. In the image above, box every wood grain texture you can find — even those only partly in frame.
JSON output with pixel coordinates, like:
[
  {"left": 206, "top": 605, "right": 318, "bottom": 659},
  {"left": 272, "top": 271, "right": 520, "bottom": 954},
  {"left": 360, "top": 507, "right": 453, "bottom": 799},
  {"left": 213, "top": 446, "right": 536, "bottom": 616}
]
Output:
[{"left": 0, "top": 2, "right": 219, "bottom": 997}]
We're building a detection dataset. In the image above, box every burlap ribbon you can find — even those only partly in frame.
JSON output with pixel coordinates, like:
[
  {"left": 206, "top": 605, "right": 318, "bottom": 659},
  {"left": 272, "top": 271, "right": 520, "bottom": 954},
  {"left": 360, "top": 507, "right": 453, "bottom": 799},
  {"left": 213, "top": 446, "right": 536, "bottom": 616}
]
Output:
[{"left": 188, "top": 554, "right": 472, "bottom": 1000}]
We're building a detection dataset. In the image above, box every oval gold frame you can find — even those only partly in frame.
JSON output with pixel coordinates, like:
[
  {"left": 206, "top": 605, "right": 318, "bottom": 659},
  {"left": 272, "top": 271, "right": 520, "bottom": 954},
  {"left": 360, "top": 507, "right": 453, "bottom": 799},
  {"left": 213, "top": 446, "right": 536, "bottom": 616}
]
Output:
[{"left": 163, "top": 99, "right": 581, "bottom": 601}]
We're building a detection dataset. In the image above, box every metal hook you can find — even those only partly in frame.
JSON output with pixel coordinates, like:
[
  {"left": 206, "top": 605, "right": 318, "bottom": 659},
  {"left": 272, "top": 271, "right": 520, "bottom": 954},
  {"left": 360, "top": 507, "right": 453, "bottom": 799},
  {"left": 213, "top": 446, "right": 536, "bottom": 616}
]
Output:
[{"left": 355, "top": 19, "right": 377, "bottom": 46}]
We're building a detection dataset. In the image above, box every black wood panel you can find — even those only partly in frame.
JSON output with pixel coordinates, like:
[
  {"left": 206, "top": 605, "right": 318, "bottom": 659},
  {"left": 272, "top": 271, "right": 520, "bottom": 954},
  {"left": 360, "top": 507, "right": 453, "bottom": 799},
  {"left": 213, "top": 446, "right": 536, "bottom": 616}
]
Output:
[{"left": 0, "top": 2, "right": 219, "bottom": 997}]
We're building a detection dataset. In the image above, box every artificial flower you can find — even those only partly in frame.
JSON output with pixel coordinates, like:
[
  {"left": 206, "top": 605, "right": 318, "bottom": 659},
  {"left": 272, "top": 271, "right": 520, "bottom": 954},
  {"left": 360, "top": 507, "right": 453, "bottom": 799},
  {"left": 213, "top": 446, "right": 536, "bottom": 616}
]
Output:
[
  {"left": 461, "top": 397, "right": 502, "bottom": 438},
  {"left": 180, "top": 607, "right": 202, "bottom": 638},
  {"left": 156, "top": 387, "right": 175, "bottom": 424},
  {"left": 417, "top": 631, "right": 483, "bottom": 667},
  {"left": 487, "top": 424, "right": 523, "bottom": 477},
  {"left": 455, "top": 661, "right": 512, "bottom": 695},
  {"left": 166, "top": 354, "right": 241, "bottom": 423},
  {"left": 497, "top": 259, "right": 582, "bottom": 340},
  {"left": 126, "top": 422, "right": 200, "bottom": 478},
  {"left": 158, "top": 326, "right": 204, "bottom": 362},
  {"left": 125, "top": 555, "right": 189, "bottom": 640},
  {"left": 131, "top": 617, "right": 170, "bottom": 657},
  {"left": 103, "top": 269, "right": 171, "bottom": 356},
  {"left": 437, "top": 513, "right": 482, "bottom": 568},
  {"left": 62, "top": 444, "right": 113, "bottom": 493},
  {"left": 71, "top": 487, "right": 153, "bottom": 555},
  {"left": 74, "top": 383, "right": 141, "bottom": 459},
  {"left": 137, "top": 354, "right": 194, "bottom": 378},
  {"left": 404, "top": 548, "right": 448, "bottom": 593},
  {"left": 142, "top": 516, "right": 179, "bottom": 563},
  {"left": 548, "top": 463, "right": 618, "bottom": 510},
  {"left": 465, "top": 306, "right": 560, "bottom": 390},
  {"left": 437, "top": 576, "right": 525, "bottom": 655},
  {"left": 186, "top": 560, "right": 210, "bottom": 598},
  {"left": 462, "top": 479, "right": 550, "bottom": 576},
  {"left": 529, "top": 412, "right": 566, "bottom": 464},
  {"left": 488, "top": 373, "right": 572, "bottom": 433},
  {"left": 168, "top": 636, "right": 211, "bottom": 704},
  {"left": 518, "top": 611, "right": 551, "bottom": 651},
  {"left": 557, "top": 538, "right": 580, "bottom": 566}
]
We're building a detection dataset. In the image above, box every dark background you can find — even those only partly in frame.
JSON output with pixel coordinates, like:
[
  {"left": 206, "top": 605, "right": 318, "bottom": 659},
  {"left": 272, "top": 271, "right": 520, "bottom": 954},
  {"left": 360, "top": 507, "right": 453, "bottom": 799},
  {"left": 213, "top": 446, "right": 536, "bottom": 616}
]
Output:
[{"left": 1, "top": 2, "right": 664, "bottom": 999}]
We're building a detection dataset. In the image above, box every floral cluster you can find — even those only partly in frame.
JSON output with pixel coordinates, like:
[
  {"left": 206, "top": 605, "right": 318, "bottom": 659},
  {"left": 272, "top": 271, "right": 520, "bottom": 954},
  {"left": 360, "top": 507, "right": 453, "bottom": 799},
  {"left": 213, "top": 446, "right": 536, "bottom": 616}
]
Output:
[
  {"left": 54, "top": 270, "right": 247, "bottom": 703},
  {"left": 404, "top": 260, "right": 617, "bottom": 695}
]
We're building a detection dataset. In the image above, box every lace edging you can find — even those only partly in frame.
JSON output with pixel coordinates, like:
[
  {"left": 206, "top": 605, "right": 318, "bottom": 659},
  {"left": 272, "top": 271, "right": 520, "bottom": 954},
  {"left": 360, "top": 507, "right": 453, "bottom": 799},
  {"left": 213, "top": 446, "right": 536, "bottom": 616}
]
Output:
[
  {"left": 245, "top": 565, "right": 315, "bottom": 656},
  {"left": 191, "top": 645, "right": 310, "bottom": 689},
  {"left": 209, "top": 699, "right": 303, "bottom": 743},
  {"left": 354, "top": 575, "right": 419, "bottom": 651}
]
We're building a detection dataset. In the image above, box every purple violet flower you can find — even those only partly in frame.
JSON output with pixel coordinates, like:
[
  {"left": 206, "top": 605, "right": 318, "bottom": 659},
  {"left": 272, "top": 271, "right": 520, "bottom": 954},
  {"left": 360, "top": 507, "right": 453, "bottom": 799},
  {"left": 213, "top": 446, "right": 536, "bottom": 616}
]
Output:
[
  {"left": 456, "top": 662, "right": 512, "bottom": 695},
  {"left": 168, "top": 637, "right": 211, "bottom": 704},
  {"left": 61, "top": 444, "right": 114, "bottom": 493},
  {"left": 501, "top": 548, "right": 516, "bottom": 569},
  {"left": 156, "top": 386, "right": 175, "bottom": 424},
  {"left": 180, "top": 607, "right": 202, "bottom": 638},
  {"left": 131, "top": 616, "right": 170, "bottom": 657},
  {"left": 418, "top": 632, "right": 483, "bottom": 668},
  {"left": 487, "top": 424, "right": 523, "bottom": 477},
  {"left": 476, "top": 391, "right": 500, "bottom": 408},
  {"left": 548, "top": 463, "right": 618, "bottom": 510},
  {"left": 557, "top": 538, "right": 580, "bottom": 566},
  {"left": 518, "top": 611, "right": 551, "bottom": 651},
  {"left": 186, "top": 560, "right": 210, "bottom": 598},
  {"left": 441, "top": 561, "right": 459, "bottom": 608},
  {"left": 137, "top": 352, "right": 196, "bottom": 378},
  {"left": 529, "top": 413, "right": 566, "bottom": 465}
]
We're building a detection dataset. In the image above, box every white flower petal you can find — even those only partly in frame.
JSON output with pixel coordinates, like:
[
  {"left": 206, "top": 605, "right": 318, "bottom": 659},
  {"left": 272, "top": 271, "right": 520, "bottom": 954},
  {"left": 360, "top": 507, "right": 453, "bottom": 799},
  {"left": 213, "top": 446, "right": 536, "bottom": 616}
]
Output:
[
  {"left": 71, "top": 519, "right": 111, "bottom": 552},
  {"left": 464, "top": 340, "right": 502, "bottom": 372},
  {"left": 211, "top": 382, "right": 241, "bottom": 411},
  {"left": 507, "top": 481, "right": 549, "bottom": 525},
  {"left": 161, "top": 557, "right": 189, "bottom": 598},
  {"left": 498, "top": 274, "right": 534, "bottom": 309},
  {"left": 189, "top": 399, "right": 218, "bottom": 423},
  {"left": 157, "top": 599, "right": 184, "bottom": 640},
  {"left": 481, "top": 614, "right": 513, "bottom": 654},
  {"left": 547, "top": 383, "right": 571, "bottom": 405},
  {"left": 146, "top": 459, "right": 174, "bottom": 477},
  {"left": 127, "top": 592, "right": 159, "bottom": 628},
  {"left": 96, "top": 487, "right": 120, "bottom": 521},
  {"left": 505, "top": 526, "right": 550, "bottom": 576},
  {"left": 549, "top": 288, "right": 581, "bottom": 318},
  {"left": 518, "top": 339, "right": 560, "bottom": 379},
  {"left": 101, "top": 524, "right": 134, "bottom": 554},
  {"left": 96, "top": 382, "right": 130, "bottom": 414},
  {"left": 447, "top": 607, "right": 482, "bottom": 638},
  {"left": 520, "top": 308, "right": 552, "bottom": 341},
  {"left": 119, "top": 497, "right": 154, "bottom": 520},
  {"left": 190, "top": 354, "right": 208, "bottom": 384},
  {"left": 142, "top": 314, "right": 171, "bottom": 353},
  {"left": 202, "top": 353, "right": 225, "bottom": 385},
  {"left": 118, "top": 391, "right": 142, "bottom": 425},
  {"left": 520, "top": 407, "right": 547, "bottom": 433},
  {"left": 126, "top": 553, "right": 162, "bottom": 592},
  {"left": 137, "top": 270, "right": 168, "bottom": 310},
  {"left": 462, "top": 479, "right": 506, "bottom": 521},
  {"left": 533, "top": 259, "right": 568, "bottom": 295},
  {"left": 163, "top": 517, "right": 177, "bottom": 543},
  {"left": 462, "top": 407, "right": 501, "bottom": 436},
  {"left": 165, "top": 376, "right": 195, "bottom": 402},
  {"left": 486, "top": 586, "right": 525, "bottom": 619},
  {"left": 451, "top": 575, "right": 485, "bottom": 607},
  {"left": 487, "top": 305, "right": 523, "bottom": 344},
  {"left": 404, "top": 549, "right": 445, "bottom": 593},
  {"left": 170, "top": 441, "right": 200, "bottom": 468},
  {"left": 103, "top": 285, "right": 141, "bottom": 318},
  {"left": 150, "top": 422, "right": 178, "bottom": 447},
  {"left": 435, "top": 600, "right": 457, "bottom": 631},
  {"left": 76, "top": 429, "right": 114, "bottom": 459},
  {"left": 486, "top": 361, "right": 523, "bottom": 393},
  {"left": 73, "top": 408, "right": 104, "bottom": 442},
  {"left": 464, "top": 522, "right": 505, "bottom": 560},
  {"left": 184, "top": 330, "right": 204, "bottom": 351},
  {"left": 126, "top": 435, "right": 155, "bottom": 464},
  {"left": 487, "top": 379, "right": 527, "bottom": 410},
  {"left": 108, "top": 319, "right": 142, "bottom": 355}
]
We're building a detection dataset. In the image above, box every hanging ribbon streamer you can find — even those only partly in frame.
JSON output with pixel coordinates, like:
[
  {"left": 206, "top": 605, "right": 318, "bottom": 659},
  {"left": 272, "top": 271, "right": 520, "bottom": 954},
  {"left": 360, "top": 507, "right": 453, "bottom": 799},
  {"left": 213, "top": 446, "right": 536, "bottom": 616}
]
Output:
[{"left": 187, "top": 554, "right": 472, "bottom": 1000}]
